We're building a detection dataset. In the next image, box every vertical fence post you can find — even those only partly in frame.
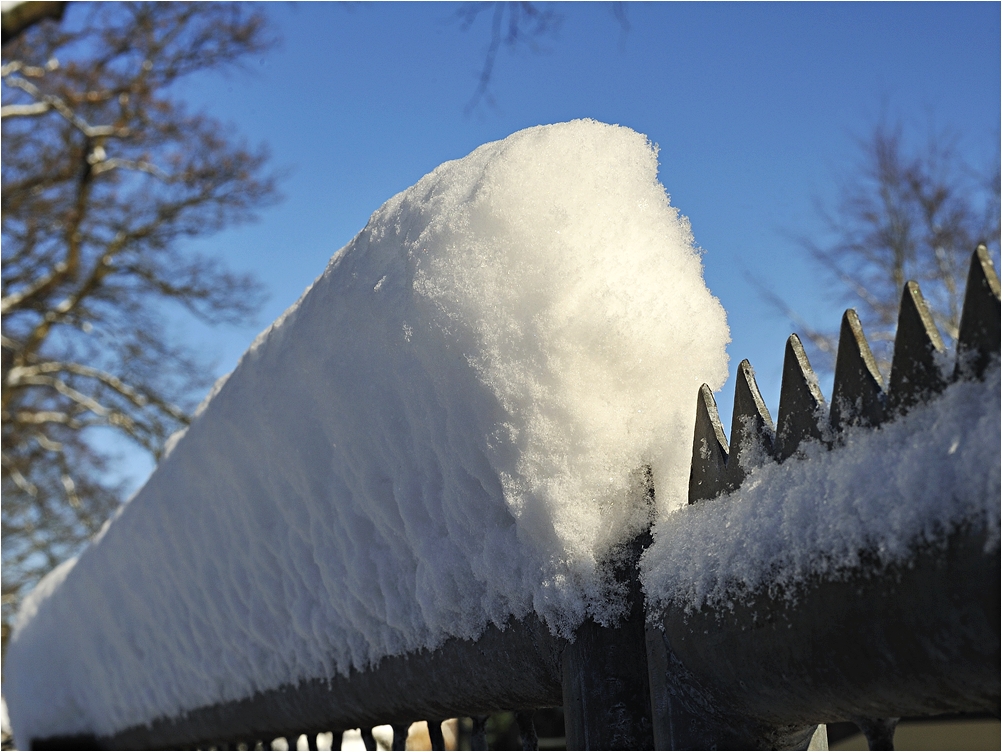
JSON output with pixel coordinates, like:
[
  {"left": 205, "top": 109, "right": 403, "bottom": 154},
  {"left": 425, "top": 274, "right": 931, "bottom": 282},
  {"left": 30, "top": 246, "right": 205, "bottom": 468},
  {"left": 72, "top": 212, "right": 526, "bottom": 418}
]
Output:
[
  {"left": 361, "top": 728, "right": 377, "bottom": 751},
  {"left": 470, "top": 716, "right": 488, "bottom": 751},
  {"left": 561, "top": 471, "right": 655, "bottom": 750},
  {"left": 515, "top": 711, "right": 538, "bottom": 750},
  {"left": 427, "top": 720, "right": 446, "bottom": 751}
]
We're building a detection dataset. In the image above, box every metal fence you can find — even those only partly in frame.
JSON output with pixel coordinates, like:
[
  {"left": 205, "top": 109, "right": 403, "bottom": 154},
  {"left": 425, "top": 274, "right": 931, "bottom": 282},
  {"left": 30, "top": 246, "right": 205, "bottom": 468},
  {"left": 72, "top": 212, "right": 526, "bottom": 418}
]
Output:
[{"left": 32, "top": 247, "right": 1000, "bottom": 751}]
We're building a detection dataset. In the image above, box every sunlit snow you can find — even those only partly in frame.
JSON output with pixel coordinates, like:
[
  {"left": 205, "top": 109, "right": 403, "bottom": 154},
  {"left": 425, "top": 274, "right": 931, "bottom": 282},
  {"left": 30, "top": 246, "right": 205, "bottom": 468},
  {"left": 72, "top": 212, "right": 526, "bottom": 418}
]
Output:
[{"left": 4, "top": 120, "right": 730, "bottom": 744}]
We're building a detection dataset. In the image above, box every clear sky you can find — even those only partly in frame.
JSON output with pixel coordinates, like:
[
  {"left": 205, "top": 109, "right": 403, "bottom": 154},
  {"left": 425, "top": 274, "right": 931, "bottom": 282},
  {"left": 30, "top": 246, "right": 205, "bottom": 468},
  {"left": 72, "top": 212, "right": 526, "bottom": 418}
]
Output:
[{"left": 126, "top": 1, "right": 1001, "bottom": 486}]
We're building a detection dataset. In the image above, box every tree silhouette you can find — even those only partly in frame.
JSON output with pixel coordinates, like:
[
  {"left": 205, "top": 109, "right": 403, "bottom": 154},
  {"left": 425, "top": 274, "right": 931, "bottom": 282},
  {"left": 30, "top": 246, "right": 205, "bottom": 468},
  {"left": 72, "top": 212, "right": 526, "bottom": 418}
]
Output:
[{"left": 1, "top": 2, "right": 279, "bottom": 637}]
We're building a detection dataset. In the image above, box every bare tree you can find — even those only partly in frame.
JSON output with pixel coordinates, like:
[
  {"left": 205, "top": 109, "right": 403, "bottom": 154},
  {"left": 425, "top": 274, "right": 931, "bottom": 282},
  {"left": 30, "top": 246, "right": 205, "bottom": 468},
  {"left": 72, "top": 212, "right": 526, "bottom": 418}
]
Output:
[
  {"left": 781, "top": 122, "right": 1000, "bottom": 373},
  {"left": 1, "top": 2, "right": 278, "bottom": 639}
]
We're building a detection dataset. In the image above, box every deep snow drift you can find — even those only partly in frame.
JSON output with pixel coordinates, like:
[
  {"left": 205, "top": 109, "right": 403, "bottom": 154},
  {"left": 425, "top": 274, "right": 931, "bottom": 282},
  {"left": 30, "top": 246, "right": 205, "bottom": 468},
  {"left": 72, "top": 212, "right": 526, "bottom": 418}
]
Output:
[
  {"left": 5, "top": 120, "right": 730, "bottom": 743},
  {"left": 642, "top": 363, "right": 1000, "bottom": 615}
]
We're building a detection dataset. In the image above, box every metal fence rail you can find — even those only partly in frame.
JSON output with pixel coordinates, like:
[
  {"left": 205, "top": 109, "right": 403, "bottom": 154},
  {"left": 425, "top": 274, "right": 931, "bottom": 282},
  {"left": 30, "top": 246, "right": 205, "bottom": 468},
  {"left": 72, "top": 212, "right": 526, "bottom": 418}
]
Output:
[
  {"left": 646, "top": 244, "right": 1000, "bottom": 749},
  {"left": 31, "top": 247, "right": 1000, "bottom": 751}
]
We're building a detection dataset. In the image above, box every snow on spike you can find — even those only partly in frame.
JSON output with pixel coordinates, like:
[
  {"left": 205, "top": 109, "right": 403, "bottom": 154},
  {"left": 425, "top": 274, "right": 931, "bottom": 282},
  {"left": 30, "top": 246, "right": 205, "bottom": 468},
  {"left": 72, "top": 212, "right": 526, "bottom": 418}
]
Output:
[
  {"left": 830, "top": 309, "right": 886, "bottom": 433},
  {"left": 889, "top": 281, "right": 946, "bottom": 414},
  {"left": 774, "top": 335, "right": 827, "bottom": 462},
  {"left": 955, "top": 245, "right": 1001, "bottom": 381},
  {"left": 688, "top": 384, "right": 729, "bottom": 504},
  {"left": 725, "top": 360, "right": 775, "bottom": 490}
]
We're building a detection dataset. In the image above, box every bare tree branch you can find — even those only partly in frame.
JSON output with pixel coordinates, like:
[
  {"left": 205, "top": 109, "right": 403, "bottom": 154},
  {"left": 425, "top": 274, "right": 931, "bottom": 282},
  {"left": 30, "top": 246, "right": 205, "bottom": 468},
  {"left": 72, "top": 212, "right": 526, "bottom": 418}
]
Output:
[
  {"left": 2, "top": 73, "right": 123, "bottom": 138},
  {"left": 0, "top": 99, "right": 49, "bottom": 117},
  {"left": 2, "top": 2, "right": 278, "bottom": 636},
  {"left": 458, "top": 2, "right": 563, "bottom": 114},
  {"left": 779, "top": 120, "right": 1000, "bottom": 375}
]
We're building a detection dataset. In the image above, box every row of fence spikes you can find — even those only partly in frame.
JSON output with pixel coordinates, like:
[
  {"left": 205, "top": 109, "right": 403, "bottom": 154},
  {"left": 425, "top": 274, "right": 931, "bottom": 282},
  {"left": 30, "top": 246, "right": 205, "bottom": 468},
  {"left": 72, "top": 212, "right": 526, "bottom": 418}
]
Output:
[
  {"left": 689, "top": 245, "right": 1000, "bottom": 506},
  {"left": 686, "top": 247, "right": 998, "bottom": 749}
]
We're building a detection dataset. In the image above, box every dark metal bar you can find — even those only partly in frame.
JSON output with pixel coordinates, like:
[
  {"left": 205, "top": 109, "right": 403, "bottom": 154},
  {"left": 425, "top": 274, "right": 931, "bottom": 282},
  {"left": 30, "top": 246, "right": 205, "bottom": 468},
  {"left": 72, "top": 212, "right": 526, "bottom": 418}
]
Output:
[
  {"left": 390, "top": 724, "right": 408, "bottom": 751},
  {"left": 649, "top": 525, "right": 998, "bottom": 741},
  {"left": 645, "top": 622, "right": 821, "bottom": 750},
  {"left": 426, "top": 720, "right": 445, "bottom": 751},
  {"left": 361, "top": 728, "right": 376, "bottom": 751},
  {"left": 471, "top": 716, "right": 488, "bottom": 751},
  {"left": 562, "top": 527, "right": 654, "bottom": 750},
  {"left": 95, "top": 617, "right": 565, "bottom": 750},
  {"left": 851, "top": 717, "right": 899, "bottom": 751}
]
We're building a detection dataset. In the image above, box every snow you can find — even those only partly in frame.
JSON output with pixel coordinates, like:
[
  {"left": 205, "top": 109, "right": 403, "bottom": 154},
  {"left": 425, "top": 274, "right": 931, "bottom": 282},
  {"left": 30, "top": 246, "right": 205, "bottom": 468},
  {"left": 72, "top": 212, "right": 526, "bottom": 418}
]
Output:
[
  {"left": 4, "top": 119, "right": 729, "bottom": 745},
  {"left": 1, "top": 696, "right": 10, "bottom": 744},
  {"left": 641, "top": 363, "right": 1000, "bottom": 616}
]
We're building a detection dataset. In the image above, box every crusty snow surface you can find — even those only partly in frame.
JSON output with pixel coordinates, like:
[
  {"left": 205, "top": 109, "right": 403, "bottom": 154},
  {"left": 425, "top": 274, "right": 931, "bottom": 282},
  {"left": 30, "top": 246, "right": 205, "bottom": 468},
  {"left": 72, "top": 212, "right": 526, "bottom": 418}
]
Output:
[
  {"left": 642, "top": 363, "right": 1000, "bottom": 616},
  {"left": 4, "top": 120, "right": 730, "bottom": 744}
]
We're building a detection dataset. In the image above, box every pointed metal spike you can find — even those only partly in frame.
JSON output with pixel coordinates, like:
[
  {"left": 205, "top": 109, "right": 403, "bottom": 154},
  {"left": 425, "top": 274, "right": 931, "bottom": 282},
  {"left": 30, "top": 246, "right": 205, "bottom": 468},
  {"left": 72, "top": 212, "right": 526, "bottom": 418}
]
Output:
[
  {"left": 726, "top": 360, "right": 775, "bottom": 490},
  {"left": 688, "top": 384, "right": 729, "bottom": 504},
  {"left": 889, "top": 281, "right": 947, "bottom": 414},
  {"left": 955, "top": 245, "right": 1001, "bottom": 381},
  {"left": 830, "top": 309, "right": 886, "bottom": 433},
  {"left": 775, "top": 335, "right": 828, "bottom": 462}
]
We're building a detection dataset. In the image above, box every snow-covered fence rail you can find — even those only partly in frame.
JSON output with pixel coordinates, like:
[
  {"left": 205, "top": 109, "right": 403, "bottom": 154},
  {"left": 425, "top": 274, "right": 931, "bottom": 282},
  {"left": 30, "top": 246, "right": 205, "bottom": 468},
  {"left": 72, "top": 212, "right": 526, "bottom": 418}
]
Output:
[
  {"left": 5, "top": 122, "right": 997, "bottom": 751},
  {"left": 24, "top": 250, "right": 1000, "bottom": 752}
]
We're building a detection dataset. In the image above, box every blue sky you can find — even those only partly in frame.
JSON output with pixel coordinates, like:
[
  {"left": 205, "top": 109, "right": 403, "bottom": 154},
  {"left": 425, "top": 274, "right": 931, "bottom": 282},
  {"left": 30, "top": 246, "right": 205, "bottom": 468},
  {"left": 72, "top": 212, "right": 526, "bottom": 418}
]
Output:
[{"left": 127, "top": 1, "right": 999, "bottom": 486}]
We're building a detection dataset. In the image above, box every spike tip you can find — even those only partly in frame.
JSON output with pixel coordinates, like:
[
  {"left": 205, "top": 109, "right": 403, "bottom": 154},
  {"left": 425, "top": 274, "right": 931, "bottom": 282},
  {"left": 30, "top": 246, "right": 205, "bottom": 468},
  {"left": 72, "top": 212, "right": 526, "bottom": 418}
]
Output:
[
  {"left": 688, "top": 384, "right": 728, "bottom": 504},
  {"left": 775, "top": 335, "right": 828, "bottom": 462},
  {"left": 831, "top": 309, "right": 886, "bottom": 432},
  {"left": 726, "top": 360, "right": 775, "bottom": 489},
  {"left": 889, "top": 281, "right": 946, "bottom": 414}
]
